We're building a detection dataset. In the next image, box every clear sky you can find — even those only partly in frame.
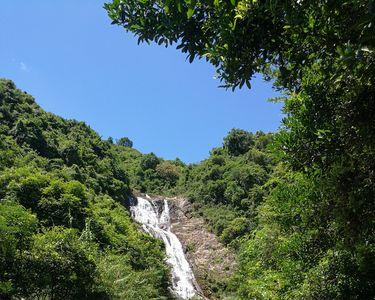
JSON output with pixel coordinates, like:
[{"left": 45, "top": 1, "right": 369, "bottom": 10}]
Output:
[{"left": 0, "top": 0, "right": 283, "bottom": 163}]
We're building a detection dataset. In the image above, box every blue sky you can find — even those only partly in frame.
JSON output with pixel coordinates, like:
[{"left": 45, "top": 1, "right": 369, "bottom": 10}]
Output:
[{"left": 0, "top": 0, "right": 283, "bottom": 163}]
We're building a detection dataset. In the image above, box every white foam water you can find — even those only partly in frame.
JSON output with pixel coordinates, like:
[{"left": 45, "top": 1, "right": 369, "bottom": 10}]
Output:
[{"left": 130, "top": 196, "right": 197, "bottom": 299}]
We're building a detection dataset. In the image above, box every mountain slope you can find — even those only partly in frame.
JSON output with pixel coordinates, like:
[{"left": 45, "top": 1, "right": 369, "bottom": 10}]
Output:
[
  {"left": 0, "top": 79, "right": 172, "bottom": 299},
  {"left": 0, "top": 79, "right": 277, "bottom": 300}
]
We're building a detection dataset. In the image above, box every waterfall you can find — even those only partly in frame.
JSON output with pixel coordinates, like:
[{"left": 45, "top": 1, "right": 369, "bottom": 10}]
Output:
[{"left": 130, "top": 196, "right": 197, "bottom": 299}]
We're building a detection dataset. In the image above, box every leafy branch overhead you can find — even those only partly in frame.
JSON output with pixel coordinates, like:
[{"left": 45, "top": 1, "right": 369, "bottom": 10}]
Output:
[{"left": 105, "top": 0, "right": 375, "bottom": 90}]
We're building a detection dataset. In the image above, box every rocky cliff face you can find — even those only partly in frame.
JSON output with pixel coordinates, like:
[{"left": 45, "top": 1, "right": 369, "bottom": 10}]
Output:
[
  {"left": 132, "top": 194, "right": 236, "bottom": 299},
  {"left": 167, "top": 197, "right": 236, "bottom": 299}
]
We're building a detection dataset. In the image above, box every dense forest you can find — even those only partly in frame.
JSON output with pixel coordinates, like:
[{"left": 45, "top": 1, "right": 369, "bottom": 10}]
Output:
[
  {"left": 0, "top": 79, "right": 174, "bottom": 299},
  {"left": 1, "top": 0, "right": 375, "bottom": 299}
]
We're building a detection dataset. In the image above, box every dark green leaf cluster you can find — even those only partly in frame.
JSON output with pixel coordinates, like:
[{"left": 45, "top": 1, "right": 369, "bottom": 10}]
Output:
[
  {"left": 116, "top": 136, "right": 133, "bottom": 148},
  {"left": 179, "top": 130, "right": 275, "bottom": 247},
  {"left": 111, "top": 148, "right": 185, "bottom": 195}
]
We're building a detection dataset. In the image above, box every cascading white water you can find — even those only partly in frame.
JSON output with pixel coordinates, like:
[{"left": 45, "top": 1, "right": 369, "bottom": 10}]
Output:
[{"left": 130, "top": 196, "right": 197, "bottom": 299}]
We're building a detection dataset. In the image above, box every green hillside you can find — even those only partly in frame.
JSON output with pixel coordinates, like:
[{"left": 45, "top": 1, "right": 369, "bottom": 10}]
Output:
[
  {"left": 0, "top": 78, "right": 283, "bottom": 299},
  {"left": 0, "top": 79, "right": 172, "bottom": 299},
  {"left": 1, "top": 73, "right": 374, "bottom": 299}
]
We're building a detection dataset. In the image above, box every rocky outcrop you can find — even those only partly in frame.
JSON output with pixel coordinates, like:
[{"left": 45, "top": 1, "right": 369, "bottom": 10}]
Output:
[{"left": 167, "top": 197, "right": 237, "bottom": 299}]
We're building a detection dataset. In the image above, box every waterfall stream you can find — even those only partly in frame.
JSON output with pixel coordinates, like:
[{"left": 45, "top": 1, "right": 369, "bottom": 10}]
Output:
[{"left": 130, "top": 196, "right": 197, "bottom": 299}]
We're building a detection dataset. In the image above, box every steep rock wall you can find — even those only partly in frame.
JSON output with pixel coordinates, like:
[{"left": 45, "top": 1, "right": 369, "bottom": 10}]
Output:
[{"left": 167, "top": 197, "right": 236, "bottom": 299}]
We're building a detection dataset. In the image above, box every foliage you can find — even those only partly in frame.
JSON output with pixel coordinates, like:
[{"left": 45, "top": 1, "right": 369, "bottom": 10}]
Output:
[
  {"left": 180, "top": 131, "right": 275, "bottom": 246},
  {"left": 223, "top": 128, "right": 254, "bottom": 156},
  {"left": 105, "top": 0, "right": 375, "bottom": 299},
  {"left": 0, "top": 201, "right": 38, "bottom": 295},
  {"left": 234, "top": 170, "right": 375, "bottom": 299},
  {"left": 116, "top": 136, "right": 133, "bottom": 148},
  {"left": 0, "top": 79, "right": 171, "bottom": 299},
  {"left": 23, "top": 227, "right": 99, "bottom": 299},
  {"left": 140, "top": 152, "right": 161, "bottom": 171},
  {"left": 105, "top": 0, "right": 374, "bottom": 90}
]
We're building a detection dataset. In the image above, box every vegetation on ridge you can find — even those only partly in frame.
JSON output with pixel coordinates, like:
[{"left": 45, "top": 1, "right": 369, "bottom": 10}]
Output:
[
  {"left": 0, "top": 79, "right": 172, "bottom": 299},
  {"left": 0, "top": 78, "right": 277, "bottom": 299}
]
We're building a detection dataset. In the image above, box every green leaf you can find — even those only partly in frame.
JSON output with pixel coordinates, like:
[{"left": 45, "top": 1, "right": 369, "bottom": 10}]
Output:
[
  {"left": 308, "top": 15, "right": 315, "bottom": 28},
  {"left": 189, "top": 53, "right": 195, "bottom": 63},
  {"left": 245, "top": 80, "right": 251, "bottom": 89},
  {"left": 187, "top": 7, "right": 194, "bottom": 18}
]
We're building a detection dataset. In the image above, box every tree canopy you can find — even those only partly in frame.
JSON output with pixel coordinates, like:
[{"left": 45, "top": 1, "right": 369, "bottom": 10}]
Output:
[
  {"left": 116, "top": 136, "right": 133, "bottom": 148},
  {"left": 105, "top": 0, "right": 374, "bottom": 90}
]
